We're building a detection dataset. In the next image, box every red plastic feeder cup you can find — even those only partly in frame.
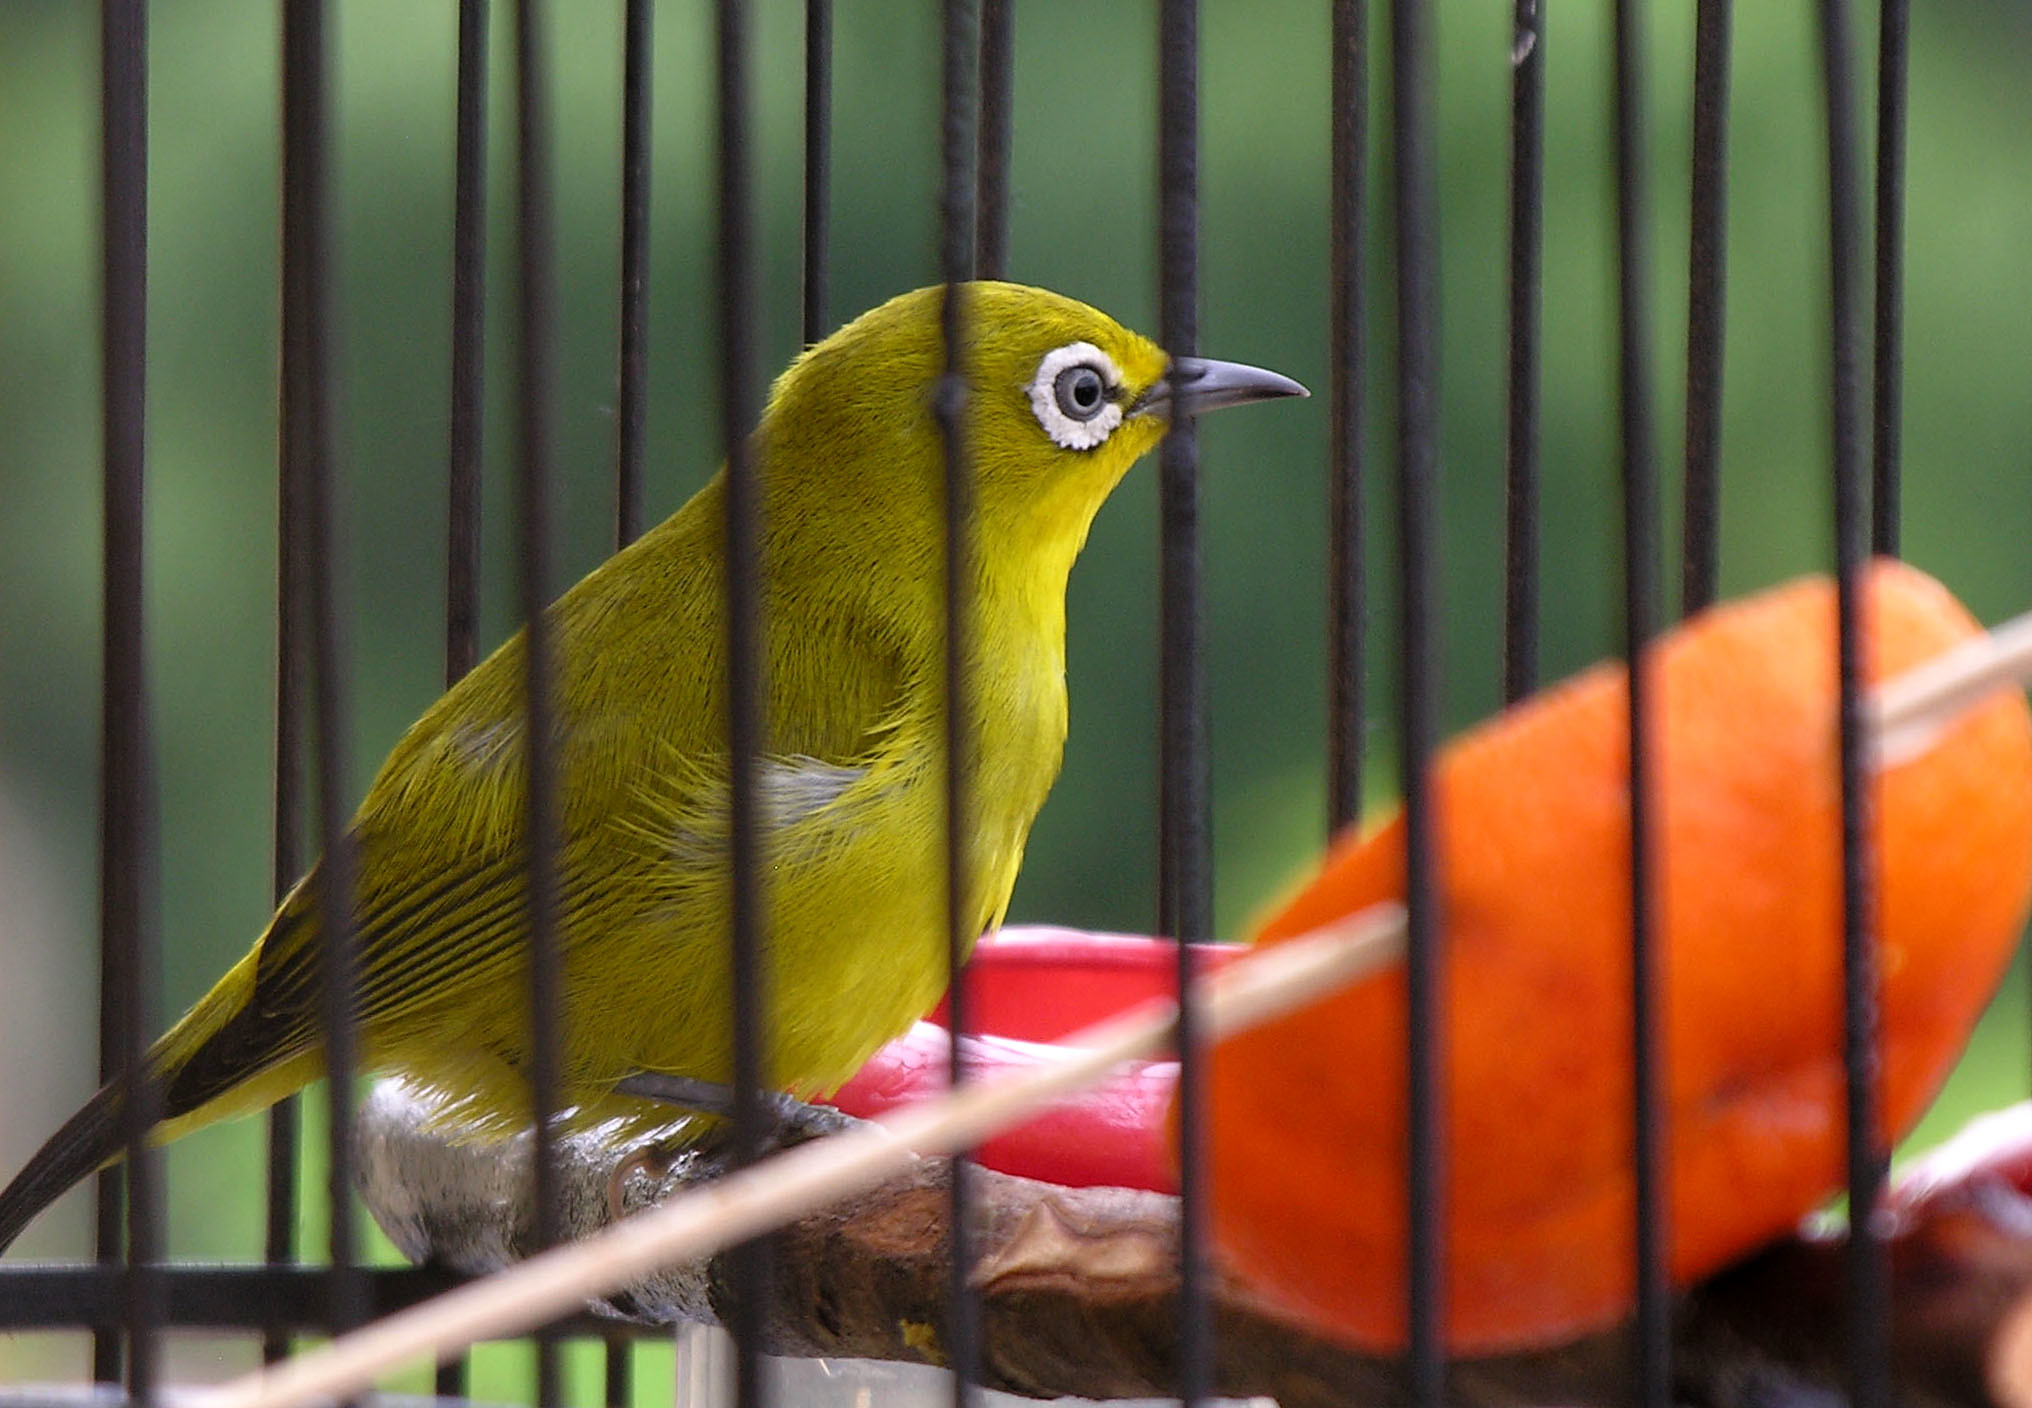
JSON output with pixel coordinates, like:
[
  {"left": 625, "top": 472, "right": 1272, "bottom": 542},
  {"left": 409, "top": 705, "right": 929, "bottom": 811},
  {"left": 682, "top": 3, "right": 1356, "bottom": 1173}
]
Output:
[{"left": 823, "top": 927, "right": 1241, "bottom": 1194}]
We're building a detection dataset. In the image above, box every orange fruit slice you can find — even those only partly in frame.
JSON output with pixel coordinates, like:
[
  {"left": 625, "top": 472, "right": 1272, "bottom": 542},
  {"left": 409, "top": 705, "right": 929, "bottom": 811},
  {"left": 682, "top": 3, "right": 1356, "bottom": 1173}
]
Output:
[{"left": 1202, "top": 560, "right": 2032, "bottom": 1354}]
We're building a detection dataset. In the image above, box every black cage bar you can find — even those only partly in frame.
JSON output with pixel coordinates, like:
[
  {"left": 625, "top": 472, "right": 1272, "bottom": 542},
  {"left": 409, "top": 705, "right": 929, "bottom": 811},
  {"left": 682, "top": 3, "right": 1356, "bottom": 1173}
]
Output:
[
  {"left": 1388, "top": 0, "right": 1446, "bottom": 1398},
  {"left": 935, "top": 0, "right": 981, "bottom": 1401},
  {"left": 0, "top": 4, "right": 1967, "bottom": 1408},
  {"left": 1819, "top": 4, "right": 1893, "bottom": 1407},
  {"left": 1608, "top": 1, "right": 1669, "bottom": 1403},
  {"left": 96, "top": 0, "right": 158, "bottom": 1394},
  {"left": 711, "top": 6, "right": 769, "bottom": 1408}
]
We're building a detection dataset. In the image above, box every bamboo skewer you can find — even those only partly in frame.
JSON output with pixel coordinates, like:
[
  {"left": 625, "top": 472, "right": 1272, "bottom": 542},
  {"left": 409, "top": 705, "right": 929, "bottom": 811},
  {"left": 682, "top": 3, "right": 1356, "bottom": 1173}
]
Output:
[
  {"left": 1873, "top": 606, "right": 2032, "bottom": 767},
  {"left": 193, "top": 602, "right": 2032, "bottom": 1408}
]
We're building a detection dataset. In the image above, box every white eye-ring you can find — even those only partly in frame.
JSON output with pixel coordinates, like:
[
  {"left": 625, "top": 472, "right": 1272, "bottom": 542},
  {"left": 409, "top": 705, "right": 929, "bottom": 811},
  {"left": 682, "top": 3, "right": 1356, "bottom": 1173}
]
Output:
[{"left": 1027, "top": 341, "right": 1125, "bottom": 451}]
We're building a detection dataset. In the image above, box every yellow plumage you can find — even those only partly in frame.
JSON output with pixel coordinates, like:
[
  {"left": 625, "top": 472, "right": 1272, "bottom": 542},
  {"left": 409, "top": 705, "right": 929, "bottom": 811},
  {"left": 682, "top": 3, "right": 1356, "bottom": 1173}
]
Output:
[{"left": 0, "top": 281, "right": 1303, "bottom": 1251}]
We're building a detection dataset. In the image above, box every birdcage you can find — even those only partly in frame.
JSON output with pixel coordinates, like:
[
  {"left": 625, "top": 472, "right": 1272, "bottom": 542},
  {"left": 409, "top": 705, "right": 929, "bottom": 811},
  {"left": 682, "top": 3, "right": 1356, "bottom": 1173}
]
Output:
[{"left": 5, "top": 2, "right": 2031, "bottom": 1407}]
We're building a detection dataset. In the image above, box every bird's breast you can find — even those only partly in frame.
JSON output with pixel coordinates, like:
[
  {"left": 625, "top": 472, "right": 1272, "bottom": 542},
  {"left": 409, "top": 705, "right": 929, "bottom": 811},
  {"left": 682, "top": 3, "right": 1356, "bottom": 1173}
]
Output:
[{"left": 964, "top": 632, "right": 1069, "bottom": 830}]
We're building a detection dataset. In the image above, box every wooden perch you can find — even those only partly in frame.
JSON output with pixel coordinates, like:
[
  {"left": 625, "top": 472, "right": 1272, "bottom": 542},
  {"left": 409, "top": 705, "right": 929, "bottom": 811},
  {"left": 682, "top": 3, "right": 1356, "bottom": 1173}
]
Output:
[{"left": 357, "top": 1082, "right": 2032, "bottom": 1407}]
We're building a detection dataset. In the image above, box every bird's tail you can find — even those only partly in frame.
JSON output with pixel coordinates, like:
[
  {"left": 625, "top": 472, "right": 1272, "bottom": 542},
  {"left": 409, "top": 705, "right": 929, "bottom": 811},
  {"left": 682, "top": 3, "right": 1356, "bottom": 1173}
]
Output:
[
  {"left": 0, "top": 937, "right": 321, "bottom": 1256},
  {"left": 0, "top": 1075, "right": 135, "bottom": 1255}
]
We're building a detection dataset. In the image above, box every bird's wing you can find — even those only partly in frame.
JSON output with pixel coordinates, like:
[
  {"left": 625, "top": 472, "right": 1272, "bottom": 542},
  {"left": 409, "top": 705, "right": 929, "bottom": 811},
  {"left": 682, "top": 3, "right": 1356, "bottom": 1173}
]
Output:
[
  {"left": 156, "top": 837, "right": 541, "bottom": 1117},
  {"left": 231, "top": 703, "right": 648, "bottom": 1029},
  {"left": 156, "top": 693, "right": 598, "bottom": 1112},
  {"left": 172, "top": 678, "right": 917, "bottom": 1103},
  {"left": 165, "top": 523, "right": 925, "bottom": 1106}
]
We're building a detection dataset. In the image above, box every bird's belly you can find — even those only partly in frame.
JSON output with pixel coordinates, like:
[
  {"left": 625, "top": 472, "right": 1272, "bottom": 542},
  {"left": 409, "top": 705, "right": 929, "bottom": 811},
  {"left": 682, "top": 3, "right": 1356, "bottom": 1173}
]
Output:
[
  {"left": 757, "top": 797, "right": 1033, "bottom": 1094},
  {"left": 581, "top": 794, "right": 1020, "bottom": 1104}
]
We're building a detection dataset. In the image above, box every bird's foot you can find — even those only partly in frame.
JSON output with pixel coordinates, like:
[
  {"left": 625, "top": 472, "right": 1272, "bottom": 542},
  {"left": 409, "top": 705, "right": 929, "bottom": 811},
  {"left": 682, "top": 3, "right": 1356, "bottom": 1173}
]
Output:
[
  {"left": 755, "top": 1091, "right": 859, "bottom": 1147},
  {"left": 613, "top": 1073, "right": 859, "bottom": 1153},
  {"left": 604, "top": 1075, "right": 860, "bottom": 1221}
]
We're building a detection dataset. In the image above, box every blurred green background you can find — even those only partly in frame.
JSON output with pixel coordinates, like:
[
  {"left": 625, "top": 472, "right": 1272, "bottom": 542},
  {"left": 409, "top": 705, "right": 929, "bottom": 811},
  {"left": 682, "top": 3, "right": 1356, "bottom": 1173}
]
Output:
[{"left": 2, "top": 0, "right": 2031, "bottom": 1396}]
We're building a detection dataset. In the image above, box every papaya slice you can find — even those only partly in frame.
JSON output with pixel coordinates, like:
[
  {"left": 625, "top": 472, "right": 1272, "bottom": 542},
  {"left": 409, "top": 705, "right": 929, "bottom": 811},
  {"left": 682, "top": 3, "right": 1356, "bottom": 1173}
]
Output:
[{"left": 1202, "top": 560, "right": 2032, "bottom": 1354}]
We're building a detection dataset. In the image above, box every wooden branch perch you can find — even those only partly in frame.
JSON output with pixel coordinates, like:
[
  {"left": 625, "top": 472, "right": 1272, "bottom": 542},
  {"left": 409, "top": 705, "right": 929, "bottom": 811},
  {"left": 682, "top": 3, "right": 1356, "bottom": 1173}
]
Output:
[{"left": 358, "top": 1081, "right": 2032, "bottom": 1407}]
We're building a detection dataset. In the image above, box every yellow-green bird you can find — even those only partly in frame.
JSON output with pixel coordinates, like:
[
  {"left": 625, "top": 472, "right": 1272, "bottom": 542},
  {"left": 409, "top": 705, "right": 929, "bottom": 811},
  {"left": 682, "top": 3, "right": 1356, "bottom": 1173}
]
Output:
[{"left": 0, "top": 282, "right": 1304, "bottom": 1252}]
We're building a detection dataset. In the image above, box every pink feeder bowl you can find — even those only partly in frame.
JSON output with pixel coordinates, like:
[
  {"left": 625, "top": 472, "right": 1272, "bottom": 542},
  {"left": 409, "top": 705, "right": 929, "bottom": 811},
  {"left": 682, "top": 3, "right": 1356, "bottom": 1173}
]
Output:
[{"left": 824, "top": 927, "right": 1242, "bottom": 1194}]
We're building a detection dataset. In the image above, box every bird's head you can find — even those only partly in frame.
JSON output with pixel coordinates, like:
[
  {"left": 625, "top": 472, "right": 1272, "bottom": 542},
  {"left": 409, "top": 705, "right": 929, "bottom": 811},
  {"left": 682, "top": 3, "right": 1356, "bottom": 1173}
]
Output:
[{"left": 758, "top": 281, "right": 1306, "bottom": 589}]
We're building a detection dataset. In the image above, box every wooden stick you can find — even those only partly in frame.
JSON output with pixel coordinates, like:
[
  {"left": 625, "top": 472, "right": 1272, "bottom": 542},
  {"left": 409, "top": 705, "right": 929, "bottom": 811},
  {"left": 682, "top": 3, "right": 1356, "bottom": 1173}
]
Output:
[
  {"left": 190, "top": 904, "right": 1407, "bottom": 1408},
  {"left": 1873, "top": 604, "right": 2032, "bottom": 767}
]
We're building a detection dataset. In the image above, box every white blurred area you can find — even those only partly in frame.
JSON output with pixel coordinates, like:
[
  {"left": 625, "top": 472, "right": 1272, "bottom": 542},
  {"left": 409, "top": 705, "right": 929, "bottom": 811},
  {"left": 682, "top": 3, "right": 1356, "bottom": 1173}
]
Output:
[
  {"left": 0, "top": 780, "right": 96, "bottom": 1254},
  {"left": 673, "top": 1324, "right": 1276, "bottom": 1408},
  {"left": 0, "top": 777, "right": 96, "bottom": 1380},
  {"left": 0, "top": 779, "right": 303, "bottom": 1387}
]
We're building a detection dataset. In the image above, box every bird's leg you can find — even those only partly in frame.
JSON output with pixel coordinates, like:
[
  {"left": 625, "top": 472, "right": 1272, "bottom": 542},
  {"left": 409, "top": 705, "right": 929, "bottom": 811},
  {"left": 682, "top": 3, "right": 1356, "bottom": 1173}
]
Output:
[
  {"left": 612, "top": 1072, "right": 739, "bottom": 1117},
  {"left": 614, "top": 1072, "right": 859, "bottom": 1146},
  {"left": 605, "top": 1073, "right": 860, "bottom": 1221}
]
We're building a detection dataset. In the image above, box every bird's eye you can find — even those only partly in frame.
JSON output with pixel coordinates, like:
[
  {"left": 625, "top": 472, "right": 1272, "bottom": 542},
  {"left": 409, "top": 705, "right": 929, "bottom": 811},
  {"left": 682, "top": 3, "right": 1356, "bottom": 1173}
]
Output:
[
  {"left": 1027, "top": 341, "right": 1125, "bottom": 451},
  {"left": 1054, "top": 364, "right": 1109, "bottom": 421}
]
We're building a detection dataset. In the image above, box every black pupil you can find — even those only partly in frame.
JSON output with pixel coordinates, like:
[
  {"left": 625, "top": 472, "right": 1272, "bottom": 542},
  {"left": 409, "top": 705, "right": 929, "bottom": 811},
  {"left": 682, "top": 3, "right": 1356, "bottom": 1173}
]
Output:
[{"left": 1055, "top": 365, "right": 1107, "bottom": 420}]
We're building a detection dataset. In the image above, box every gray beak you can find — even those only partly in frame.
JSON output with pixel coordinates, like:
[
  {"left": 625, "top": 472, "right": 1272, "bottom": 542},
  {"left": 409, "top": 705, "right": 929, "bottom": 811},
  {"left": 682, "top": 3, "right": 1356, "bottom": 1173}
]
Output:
[{"left": 1132, "top": 356, "right": 1310, "bottom": 419}]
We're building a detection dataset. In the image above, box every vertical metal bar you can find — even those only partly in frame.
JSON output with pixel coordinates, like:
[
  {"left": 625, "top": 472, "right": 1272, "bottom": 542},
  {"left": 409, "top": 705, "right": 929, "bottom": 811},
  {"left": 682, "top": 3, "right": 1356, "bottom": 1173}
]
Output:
[
  {"left": 100, "top": 0, "right": 160, "bottom": 1392},
  {"left": 282, "top": 0, "right": 364, "bottom": 1348},
  {"left": 1157, "top": 1, "right": 1210, "bottom": 1401},
  {"left": 802, "top": 0, "right": 832, "bottom": 342},
  {"left": 938, "top": 4, "right": 981, "bottom": 1402},
  {"left": 714, "top": 5, "right": 770, "bottom": 1408},
  {"left": 434, "top": 8, "right": 488, "bottom": 1397},
  {"left": 514, "top": 1, "right": 564, "bottom": 1403},
  {"left": 1326, "top": 0, "right": 1367, "bottom": 834},
  {"left": 1680, "top": 0, "right": 1731, "bottom": 617},
  {"left": 975, "top": 0, "right": 1014, "bottom": 283},
  {"left": 1610, "top": 4, "right": 1670, "bottom": 1406},
  {"left": 606, "top": 6, "right": 653, "bottom": 1397},
  {"left": 604, "top": 1337, "right": 634, "bottom": 1408},
  {"left": 1389, "top": 0, "right": 1445, "bottom": 1400},
  {"left": 264, "top": 131, "right": 310, "bottom": 1363},
  {"left": 433, "top": 1298, "right": 472, "bottom": 1404},
  {"left": 1156, "top": 0, "right": 1210, "bottom": 953},
  {"left": 1870, "top": 0, "right": 1907, "bottom": 556},
  {"left": 261, "top": 493, "right": 308, "bottom": 1323},
  {"left": 447, "top": 0, "right": 489, "bottom": 687},
  {"left": 260, "top": 853, "right": 304, "bottom": 1362},
  {"left": 264, "top": 1, "right": 328, "bottom": 1350},
  {"left": 1817, "top": 5, "right": 1888, "bottom": 1408},
  {"left": 617, "top": 0, "right": 652, "bottom": 549},
  {"left": 1502, "top": 0, "right": 1544, "bottom": 704}
]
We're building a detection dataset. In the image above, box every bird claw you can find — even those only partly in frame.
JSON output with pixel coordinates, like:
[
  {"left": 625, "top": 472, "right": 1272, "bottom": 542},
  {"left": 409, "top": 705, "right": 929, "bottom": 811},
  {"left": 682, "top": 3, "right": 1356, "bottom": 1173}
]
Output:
[
  {"left": 604, "top": 1142, "right": 682, "bottom": 1223},
  {"left": 760, "top": 1094, "right": 859, "bottom": 1146}
]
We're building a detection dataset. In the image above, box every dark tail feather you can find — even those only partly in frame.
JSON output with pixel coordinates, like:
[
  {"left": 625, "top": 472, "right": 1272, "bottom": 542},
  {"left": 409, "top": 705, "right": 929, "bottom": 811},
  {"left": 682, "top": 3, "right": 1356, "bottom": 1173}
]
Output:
[
  {"left": 0, "top": 937, "right": 318, "bottom": 1256},
  {"left": 0, "top": 1078, "right": 132, "bottom": 1255}
]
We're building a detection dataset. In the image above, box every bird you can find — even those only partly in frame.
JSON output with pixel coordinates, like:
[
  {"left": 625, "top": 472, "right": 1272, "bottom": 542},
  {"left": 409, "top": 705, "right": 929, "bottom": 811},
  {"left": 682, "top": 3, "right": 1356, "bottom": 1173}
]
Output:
[{"left": 0, "top": 280, "right": 1305, "bottom": 1254}]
